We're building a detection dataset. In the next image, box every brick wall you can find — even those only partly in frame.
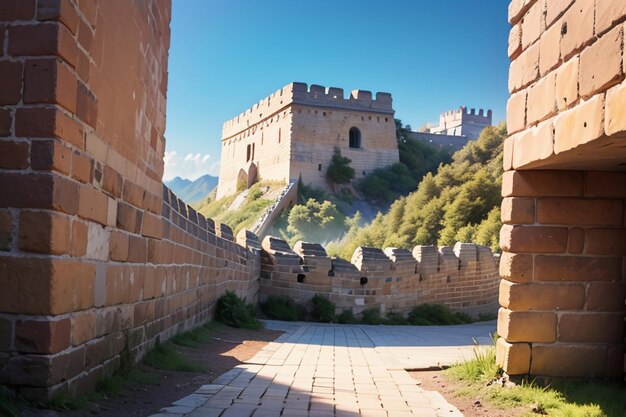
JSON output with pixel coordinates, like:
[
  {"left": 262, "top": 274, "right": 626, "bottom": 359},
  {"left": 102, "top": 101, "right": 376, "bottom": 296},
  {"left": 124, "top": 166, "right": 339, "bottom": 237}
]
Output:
[
  {"left": 0, "top": 0, "right": 259, "bottom": 400},
  {"left": 259, "top": 237, "right": 500, "bottom": 316},
  {"left": 498, "top": 0, "right": 626, "bottom": 378}
]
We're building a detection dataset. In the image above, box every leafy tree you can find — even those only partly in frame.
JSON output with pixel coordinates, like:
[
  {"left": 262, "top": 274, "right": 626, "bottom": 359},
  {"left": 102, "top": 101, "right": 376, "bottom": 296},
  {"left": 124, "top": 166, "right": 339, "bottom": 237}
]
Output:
[
  {"left": 326, "top": 147, "right": 355, "bottom": 184},
  {"left": 287, "top": 198, "right": 346, "bottom": 243}
]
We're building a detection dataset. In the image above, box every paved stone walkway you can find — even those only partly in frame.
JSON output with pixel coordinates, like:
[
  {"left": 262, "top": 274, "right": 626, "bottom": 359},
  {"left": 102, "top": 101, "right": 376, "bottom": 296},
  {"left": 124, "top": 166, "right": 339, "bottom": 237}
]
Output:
[{"left": 151, "top": 321, "right": 495, "bottom": 417}]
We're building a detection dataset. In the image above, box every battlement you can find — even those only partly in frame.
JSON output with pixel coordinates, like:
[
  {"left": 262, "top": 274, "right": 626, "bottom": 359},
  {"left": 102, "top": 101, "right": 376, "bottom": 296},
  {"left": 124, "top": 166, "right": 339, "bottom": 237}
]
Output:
[
  {"left": 222, "top": 82, "right": 394, "bottom": 139},
  {"left": 440, "top": 106, "right": 493, "bottom": 123}
]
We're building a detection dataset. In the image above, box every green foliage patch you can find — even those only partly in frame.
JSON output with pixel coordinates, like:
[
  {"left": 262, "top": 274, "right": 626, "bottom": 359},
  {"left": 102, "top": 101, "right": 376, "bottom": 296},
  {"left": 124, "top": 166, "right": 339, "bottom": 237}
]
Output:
[
  {"left": 215, "top": 291, "right": 262, "bottom": 329},
  {"left": 326, "top": 146, "right": 355, "bottom": 184},
  {"left": 262, "top": 295, "right": 306, "bottom": 321},
  {"left": 143, "top": 342, "right": 205, "bottom": 372},
  {"left": 311, "top": 294, "right": 335, "bottom": 323}
]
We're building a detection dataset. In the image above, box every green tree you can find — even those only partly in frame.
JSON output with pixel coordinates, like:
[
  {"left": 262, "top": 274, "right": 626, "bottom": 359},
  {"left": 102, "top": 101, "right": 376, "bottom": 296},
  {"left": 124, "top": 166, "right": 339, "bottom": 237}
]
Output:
[
  {"left": 287, "top": 199, "right": 346, "bottom": 243},
  {"left": 326, "top": 147, "right": 355, "bottom": 184}
]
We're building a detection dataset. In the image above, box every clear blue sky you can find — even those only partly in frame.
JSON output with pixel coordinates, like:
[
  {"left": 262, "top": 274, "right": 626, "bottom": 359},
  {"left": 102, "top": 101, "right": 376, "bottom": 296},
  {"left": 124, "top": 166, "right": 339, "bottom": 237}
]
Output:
[{"left": 163, "top": 0, "right": 510, "bottom": 180}]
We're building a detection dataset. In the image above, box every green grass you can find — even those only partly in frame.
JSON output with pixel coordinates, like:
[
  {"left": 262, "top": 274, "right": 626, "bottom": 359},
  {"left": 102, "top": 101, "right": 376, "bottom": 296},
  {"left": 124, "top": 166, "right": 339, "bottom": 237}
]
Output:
[
  {"left": 446, "top": 340, "right": 626, "bottom": 417},
  {"left": 142, "top": 342, "right": 204, "bottom": 372},
  {"left": 171, "top": 326, "right": 212, "bottom": 347}
]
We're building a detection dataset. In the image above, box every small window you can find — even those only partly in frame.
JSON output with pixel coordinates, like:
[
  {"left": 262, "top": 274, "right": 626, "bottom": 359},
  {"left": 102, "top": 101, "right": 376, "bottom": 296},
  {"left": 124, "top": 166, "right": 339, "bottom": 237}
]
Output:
[
  {"left": 318, "top": 164, "right": 322, "bottom": 171},
  {"left": 349, "top": 127, "right": 361, "bottom": 148},
  {"left": 246, "top": 144, "right": 251, "bottom": 162},
  {"left": 278, "top": 128, "right": 281, "bottom": 143}
]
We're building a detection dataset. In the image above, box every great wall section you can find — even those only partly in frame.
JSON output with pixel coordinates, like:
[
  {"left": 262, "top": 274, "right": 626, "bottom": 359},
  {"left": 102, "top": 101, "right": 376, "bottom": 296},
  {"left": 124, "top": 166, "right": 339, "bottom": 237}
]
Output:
[{"left": 0, "top": 0, "right": 624, "bottom": 402}]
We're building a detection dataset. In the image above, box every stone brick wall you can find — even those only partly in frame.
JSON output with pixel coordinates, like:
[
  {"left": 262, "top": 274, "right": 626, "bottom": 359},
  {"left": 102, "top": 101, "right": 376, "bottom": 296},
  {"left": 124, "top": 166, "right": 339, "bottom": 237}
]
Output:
[
  {"left": 498, "top": 0, "right": 626, "bottom": 378},
  {"left": 217, "top": 82, "right": 399, "bottom": 198},
  {"left": 259, "top": 237, "right": 500, "bottom": 316},
  {"left": 0, "top": 0, "right": 259, "bottom": 400}
]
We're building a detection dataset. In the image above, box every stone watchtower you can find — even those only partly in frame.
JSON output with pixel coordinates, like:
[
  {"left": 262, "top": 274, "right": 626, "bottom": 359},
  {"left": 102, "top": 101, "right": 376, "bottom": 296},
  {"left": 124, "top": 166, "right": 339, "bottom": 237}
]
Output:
[
  {"left": 216, "top": 83, "right": 399, "bottom": 198},
  {"left": 431, "top": 106, "right": 493, "bottom": 140}
]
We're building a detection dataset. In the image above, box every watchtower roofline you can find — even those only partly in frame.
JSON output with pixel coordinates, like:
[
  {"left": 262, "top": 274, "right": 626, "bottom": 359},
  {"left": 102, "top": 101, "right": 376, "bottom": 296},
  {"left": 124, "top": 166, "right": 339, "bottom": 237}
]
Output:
[
  {"left": 439, "top": 106, "right": 493, "bottom": 126},
  {"left": 222, "top": 82, "right": 394, "bottom": 139}
]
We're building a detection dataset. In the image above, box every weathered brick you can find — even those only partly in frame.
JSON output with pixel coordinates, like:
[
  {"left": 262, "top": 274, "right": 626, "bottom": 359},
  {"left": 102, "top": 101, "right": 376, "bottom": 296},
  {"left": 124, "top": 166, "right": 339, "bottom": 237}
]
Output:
[
  {"left": 509, "top": 0, "right": 536, "bottom": 25},
  {"left": 545, "top": 0, "right": 575, "bottom": 27},
  {"left": 531, "top": 344, "right": 607, "bottom": 377},
  {"left": 76, "top": 81, "right": 98, "bottom": 128},
  {"left": 521, "top": 1, "right": 544, "bottom": 49},
  {"left": 8, "top": 345, "right": 85, "bottom": 387},
  {"left": 559, "top": 313, "right": 624, "bottom": 343},
  {"left": 503, "top": 137, "right": 514, "bottom": 171},
  {"left": 19, "top": 210, "right": 71, "bottom": 255},
  {"left": 0, "top": 109, "right": 11, "bottom": 137},
  {"left": 109, "top": 231, "right": 129, "bottom": 262},
  {"left": 30, "top": 140, "right": 71, "bottom": 174},
  {"left": 117, "top": 202, "right": 143, "bottom": 233},
  {"left": 103, "top": 166, "right": 122, "bottom": 197},
  {"left": 605, "top": 80, "right": 626, "bottom": 136},
  {"left": 502, "top": 170, "right": 584, "bottom": 197},
  {"left": 527, "top": 72, "right": 556, "bottom": 124},
  {"left": 596, "top": 0, "right": 626, "bottom": 35},
  {"left": 555, "top": 56, "right": 579, "bottom": 110},
  {"left": 78, "top": 185, "right": 108, "bottom": 225},
  {"left": 128, "top": 235, "right": 147, "bottom": 263},
  {"left": 579, "top": 25, "right": 623, "bottom": 99},
  {"left": 536, "top": 198, "right": 623, "bottom": 225},
  {"left": 509, "top": 23, "right": 523, "bottom": 59},
  {"left": 554, "top": 94, "right": 605, "bottom": 155},
  {"left": 15, "top": 319, "right": 70, "bottom": 354},
  {"left": 500, "top": 280, "right": 585, "bottom": 310},
  {"left": 8, "top": 23, "right": 77, "bottom": 67},
  {"left": 586, "top": 228, "right": 626, "bottom": 255},
  {"left": 123, "top": 181, "right": 145, "bottom": 208},
  {"left": 498, "top": 308, "right": 557, "bottom": 342},
  {"left": 501, "top": 197, "right": 535, "bottom": 224},
  {"left": 71, "top": 312, "right": 96, "bottom": 346},
  {"left": 16, "top": 107, "right": 84, "bottom": 149},
  {"left": 37, "top": 0, "right": 79, "bottom": 34},
  {"left": 70, "top": 151, "right": 92, "bottom": 184},
  {"left": 141, "top": 212, "right": 163, "bottom": 239},
  {"left": 0, "top": 318, "right": 12, "bottom": 351},
  {"left": 24, "top": 58, "right": 78, "bottom": 114},
  {"left": 512, "top": 120, "right": 554, "bottom": 168},
  {"left": 77, "top": 0, "right": 98, "bottom": 28},
  {"left": 507, "top": 90, "right": 527, "bottom": 134},
  {"left": 496, "top": 338, "right": 530, "bottom": 375},
  {"left": 539, "top": 21, "right": 562, "bottom": 76},
  {"left": 509, "top": 42, "right": 540, "bottom": 93},
  {"left": 560, "top": 0, "right": 596, "bottom": 60},
  {"left": 0, "top": 140, "right": 29, "bottom": 170},
  {"left": 585, "top": 171, "right": 626, "bottom": 197},
  {"left": 534, "top": 254, "right": 623, "bottom": 281},
  {"left": 0, "top": 210, "right": 12, "bottom": 251},
  {"left": 567, "top": 227, "right": 585, "bottom": 254},
  {"left": 500, "top": 252, "right": 533, "bottom": 283},
  {"left": 0, "top": 61, "right": 23, "bottom": 105},
  {"left": 0, "top": 0, "right": 36, "bottom": 21},
  {"left": 586, "top": 283, "right": 626, "bottom": 311},
  {"left": 70, "top": 219, "right": 87, "bottom": 257},
  {"left": 0, "top": 256, "right": 95, "bottom": 315},
  {"left": 500, "top": 224, "right": 568, "bottom": 253}
]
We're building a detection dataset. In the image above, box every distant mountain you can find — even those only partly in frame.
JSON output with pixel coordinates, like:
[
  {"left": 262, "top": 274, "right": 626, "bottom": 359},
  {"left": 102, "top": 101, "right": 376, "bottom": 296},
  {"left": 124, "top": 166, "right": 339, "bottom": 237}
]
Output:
[{"left": 165, "top": 174, "right": 218, "bottom": 204}]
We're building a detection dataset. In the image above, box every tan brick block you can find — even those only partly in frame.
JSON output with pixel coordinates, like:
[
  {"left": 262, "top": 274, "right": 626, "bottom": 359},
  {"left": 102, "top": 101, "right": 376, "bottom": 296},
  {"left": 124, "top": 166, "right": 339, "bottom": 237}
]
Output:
[
  {"left": 19, "top": 210, "right": 71, "bottom": 255},
  {"left": 545, "top": 0, "right": 575, "bottom": 27},
  {"left": 512, "top": 120, "right": 554, "bottom": 168},
  {"left": 128, "top": 235, "right": 147, "bottom": 263},
  {"left": 534, "top": 254, "right": 622, "bottom": 281},
  {"left": 555, "top": 56, "right": 579, "bottom": 110},
  {"left": 559, "top": 313, "right": 624, "bottom": 343},
  {"left": 78, "top": 185, "right": 108, "bottom": 225},
  {"left": 567, "top": 227, "right": 585, "bottom": 254},
  {"left": 509, "top": 24, "right": 523, "bottom": 59},
  {"left": 586, "top": 228, "right": 626, "bottom": 255},
  {"left": 501, "top": 197, "right": 535, "bottom": 224},
  {"left": 560, "top": 0, "right": 596, "bottom": 60},
  {"left": 586, "top": 282, "right": 626, "bottom": 311},
  {"left": 107, "top": 197, "right": 117, "bottom": 227},
  {"left": 509, "top": 42, "right": 540, "bottom": 93},
  {"left": 141, "top": 212, "right": 163, "bottom": 239},
  {"left": 537, "top": 198, "right": 623, "bottom": 225},
  {"left": 509, "top": 0, "right": 536, "bottom": 25},
  {"left": 579, "top": 25, "right": 623, "bottom": 98},
  {"left": 15, "top": 319, "right": 70, "bottom": 354},
  {"left": 522, "top": 1, "right": 545, "bottom": 49},
  {"left": 123, "top": 181, "right": 145, "bottom": 209},
  {"left": 531, "top": 344, "right": 608, "bottom": 377},
  {"left": 596, "top": 0, "right": 626, "bottom": 35},
  {"left": 70, "top": 151, "right": 93, "bottom": 184},
  {"left": 507, "top": 90, "right": 527, "bottom": 134},
  {"left": 539, "top": 22, "right": 562, "bottom": 76},
  {"left": 503, "top": 137, "right": 514, "bottom": 171},
  {"left": 498, "top": 308, "right": 557, "bottom": 342},
  {"left": 109, "top": 231, "right": 129, "bottom": 262},
  {"left": 70, "top": 219, "right": 87, "bottom": 257},
  {"left": 605, "top": 80, "right": 626, "bottom": 136},
  {"left": 500, "top": 280, "right": 585, "bottom": 310},
  {"left": 554, "top": 94, "right": 605, "bottom": 154},
  {"left": 71, "top": 312, "right": 96, "bottom": 346},
  {"left": 527, "top": 72, "right": 557, "bottom": 124},
  {"left": 102, "top": 166, "right": 122, "bottom": 197},
  {"left": 502, "top": 170, "right": 583, "bottom": 198},
  {"left": 496, "top": 338, "right": 530, "bottom": 375},
  {"left": 500, "top": 224, "right": 568, "bottom": 253},
  {"left": 499, "top": 252, "right": 533, "bottom": 283},
  {"left": 585, "top": 171, "right": 626, "bottom": 197}
]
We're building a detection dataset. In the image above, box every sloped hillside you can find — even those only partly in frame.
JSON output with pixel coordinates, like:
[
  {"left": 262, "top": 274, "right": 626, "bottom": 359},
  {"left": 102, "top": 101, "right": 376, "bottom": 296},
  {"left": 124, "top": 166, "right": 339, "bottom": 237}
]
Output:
[{"left": 332, "top": 123, "right": 506, "bottom": 259}]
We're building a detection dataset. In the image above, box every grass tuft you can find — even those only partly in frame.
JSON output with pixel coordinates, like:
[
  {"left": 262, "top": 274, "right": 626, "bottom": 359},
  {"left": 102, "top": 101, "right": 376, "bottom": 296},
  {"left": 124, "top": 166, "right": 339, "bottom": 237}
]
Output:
[
  {"left": 171, "top": 327, "right": 212, "bottom": 347},
  {"left": 143, "top": 342, "right": 204, "bottom": 372}
]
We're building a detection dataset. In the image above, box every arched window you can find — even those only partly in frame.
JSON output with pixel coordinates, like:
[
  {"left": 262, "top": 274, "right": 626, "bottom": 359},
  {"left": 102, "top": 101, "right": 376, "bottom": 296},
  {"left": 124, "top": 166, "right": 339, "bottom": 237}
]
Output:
[{"left": 349, "top": 127, "right": 361, "bottom": 148}]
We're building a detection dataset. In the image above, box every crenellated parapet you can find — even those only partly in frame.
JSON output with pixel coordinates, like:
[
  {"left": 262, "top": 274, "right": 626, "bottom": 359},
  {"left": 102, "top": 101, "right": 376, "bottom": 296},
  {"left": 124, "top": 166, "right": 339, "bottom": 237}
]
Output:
[{"left": 258, "top": 236, "right": 500, "bottom": 316}]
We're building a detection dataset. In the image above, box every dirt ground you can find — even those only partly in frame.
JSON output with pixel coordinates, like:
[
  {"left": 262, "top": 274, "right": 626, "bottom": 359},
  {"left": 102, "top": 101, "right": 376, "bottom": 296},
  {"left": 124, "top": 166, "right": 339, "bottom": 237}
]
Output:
[
  {"left": 410, "top": 370, "right": 522, "bottom": 417},
  {"left": 21, "top": 325, "right": 282, "bottom": 417}
]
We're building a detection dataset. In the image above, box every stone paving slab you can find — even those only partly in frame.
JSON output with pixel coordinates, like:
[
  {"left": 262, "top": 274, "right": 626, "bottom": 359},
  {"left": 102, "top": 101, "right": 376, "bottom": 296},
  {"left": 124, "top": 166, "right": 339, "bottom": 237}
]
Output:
[{"left": 150, "top": 321, "right": 496, "bottom": 417}]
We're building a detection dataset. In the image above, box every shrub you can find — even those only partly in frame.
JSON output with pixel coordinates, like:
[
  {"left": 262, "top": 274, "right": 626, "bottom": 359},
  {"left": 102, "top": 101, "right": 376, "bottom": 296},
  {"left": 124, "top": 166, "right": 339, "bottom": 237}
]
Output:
[
  {"left": 326, "top": 146, "right": 355, "bottom": 184},
  {"left": 408, "top": 303, "right": 468, "bottom": 325},
  {"left": 454, "top": 311, "right": 474, "bottom": 324},
  {"left": 336, "top": 309, "right": 359, "bottom": 324},
  {"left": 262, "top": 295, "right": 306, "bottom": 321},
  {"left": 360, "top": 308, "right": 385, "bottom": 325},
  {"left": 215, "top": 291, "right": 261, "bottom": 329},
  {"left": 385, "top": 311, "right": 409, "bottom": 325},
  {"left": 311, "top": 294, "right": 335, "bottom": 323}
]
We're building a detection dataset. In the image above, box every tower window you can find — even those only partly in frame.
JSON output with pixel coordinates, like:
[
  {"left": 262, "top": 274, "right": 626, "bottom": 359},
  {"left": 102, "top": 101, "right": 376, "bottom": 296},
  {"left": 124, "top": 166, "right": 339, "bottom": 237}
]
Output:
[
  {"left": 349, "top": 127, "right": 361, "bottom": 148},
  {"left": 246, "top": 144, "right": 251, "bottom": 162},
  {"left": 318, "top": 164, "right": 322, "bottom": 171}
]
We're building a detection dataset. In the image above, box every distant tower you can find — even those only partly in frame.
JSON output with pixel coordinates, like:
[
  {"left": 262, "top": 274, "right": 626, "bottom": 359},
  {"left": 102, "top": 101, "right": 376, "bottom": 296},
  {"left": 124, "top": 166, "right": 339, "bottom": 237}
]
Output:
[{"left": 430, "top": 107, "right": 493, "bottom": 140}]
